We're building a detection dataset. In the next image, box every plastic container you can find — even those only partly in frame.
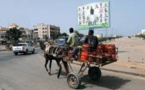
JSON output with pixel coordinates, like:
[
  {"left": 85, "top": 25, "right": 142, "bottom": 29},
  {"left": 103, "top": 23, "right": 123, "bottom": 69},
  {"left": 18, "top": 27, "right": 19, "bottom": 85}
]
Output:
[
  {"left": 97, "top": 44, "right": 105, "bottom": 53},
  {"left": 80, "top": 51, "right": 89, "bottom": 61},
  {"left": 82, "top": 44, "right": 90, "bottom": 51},
  {"left": 104, "top": 44, "right": 116, "bottom": 54},
  {"left": 112, "top": 54, "right": 117, "bottom": 61}
]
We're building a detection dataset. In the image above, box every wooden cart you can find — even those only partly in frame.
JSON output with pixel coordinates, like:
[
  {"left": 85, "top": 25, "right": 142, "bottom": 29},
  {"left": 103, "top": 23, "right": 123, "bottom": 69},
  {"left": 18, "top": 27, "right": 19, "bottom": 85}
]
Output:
[{"left": 65, "top": 44, "right": 118, "bottom": 89}]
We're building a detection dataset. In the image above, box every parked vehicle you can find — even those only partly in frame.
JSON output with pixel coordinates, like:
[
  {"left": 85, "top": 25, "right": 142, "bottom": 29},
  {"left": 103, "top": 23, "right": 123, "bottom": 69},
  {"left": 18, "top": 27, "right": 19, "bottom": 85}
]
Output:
[{"left": 12, "top": 43, "right": 35, "bottom": 55}]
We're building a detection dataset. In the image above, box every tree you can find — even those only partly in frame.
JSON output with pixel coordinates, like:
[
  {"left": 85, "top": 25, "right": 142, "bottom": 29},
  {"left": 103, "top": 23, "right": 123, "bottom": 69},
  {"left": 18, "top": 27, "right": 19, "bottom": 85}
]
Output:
[
  {"left": 6, "top": 28, "right": 22, "bottom": 43},
  {"left": 62, "top": 32, "right": 68, "bottom": 37}
]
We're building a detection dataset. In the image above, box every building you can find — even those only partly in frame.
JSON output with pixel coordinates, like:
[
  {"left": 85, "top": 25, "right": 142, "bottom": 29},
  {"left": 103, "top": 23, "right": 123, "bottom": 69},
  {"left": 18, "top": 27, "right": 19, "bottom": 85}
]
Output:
[
  {"left": 33, "top": 23, "right": 60, "bottom": 40},
  {"left": 19, "top": 27, "right": 33, "bottom": 40},
  {"left": 96, "top": 34, "right": 103, "bottom": 39},
  {"left": 0, "top": 23, "right": 35, "bottom": 44},
  {"left": 0, "top": 23, "right": 19, "bottom": 45},
  {"left": 0, "top": 26, "right": 9, "bottom": 45},
  {"left": 9, "top": 23, "right": 19, "bottom": 29},
  {"left": 141, "top": 29, "right": 145, "bottom": 35}
]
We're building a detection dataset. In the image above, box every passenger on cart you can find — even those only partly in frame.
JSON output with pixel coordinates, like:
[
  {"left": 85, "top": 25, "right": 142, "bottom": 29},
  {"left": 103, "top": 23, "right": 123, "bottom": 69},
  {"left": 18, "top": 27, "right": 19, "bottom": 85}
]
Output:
[
  {"left": 82, "top": 29, "right": 99, "bottom": 62},
  {"left": 67, "top": 27, "right": 79, "bottom": 60},
  {"left": 84, "top": 29, "right": 99, "bottom": 51}
]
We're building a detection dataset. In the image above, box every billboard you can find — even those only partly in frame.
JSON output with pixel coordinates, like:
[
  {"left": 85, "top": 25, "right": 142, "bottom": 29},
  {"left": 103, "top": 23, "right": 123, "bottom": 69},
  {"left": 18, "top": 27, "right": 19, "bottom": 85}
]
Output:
[{"left": 77, "top": 1, "right": 110, "bottom": 30}]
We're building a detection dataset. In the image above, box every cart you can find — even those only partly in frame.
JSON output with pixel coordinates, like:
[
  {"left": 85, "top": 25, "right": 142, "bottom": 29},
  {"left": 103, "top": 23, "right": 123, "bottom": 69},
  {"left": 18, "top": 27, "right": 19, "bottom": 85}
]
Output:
[{"left": 65, "top": 43, "right": 118, "bottom": 89}]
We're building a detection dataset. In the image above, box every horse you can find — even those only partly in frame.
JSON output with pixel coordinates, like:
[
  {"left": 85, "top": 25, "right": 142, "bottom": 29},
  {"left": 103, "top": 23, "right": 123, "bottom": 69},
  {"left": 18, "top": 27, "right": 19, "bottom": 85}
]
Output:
[{"left": 40, "top": 41, "right": 69, "bottom": 78}]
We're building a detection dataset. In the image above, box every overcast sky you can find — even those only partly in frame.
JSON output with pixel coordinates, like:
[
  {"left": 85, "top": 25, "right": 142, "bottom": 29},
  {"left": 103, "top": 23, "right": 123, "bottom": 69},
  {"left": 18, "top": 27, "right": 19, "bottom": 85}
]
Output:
[{"left": 0, "top": 0, "right": 145, "bottom": 36}]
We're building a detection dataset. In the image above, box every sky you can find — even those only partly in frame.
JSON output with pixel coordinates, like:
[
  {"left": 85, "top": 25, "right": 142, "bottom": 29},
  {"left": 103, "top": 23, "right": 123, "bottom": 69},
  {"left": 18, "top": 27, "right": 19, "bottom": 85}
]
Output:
[{"left": 0, "top": 0, "right": 145, "bottom": 36}]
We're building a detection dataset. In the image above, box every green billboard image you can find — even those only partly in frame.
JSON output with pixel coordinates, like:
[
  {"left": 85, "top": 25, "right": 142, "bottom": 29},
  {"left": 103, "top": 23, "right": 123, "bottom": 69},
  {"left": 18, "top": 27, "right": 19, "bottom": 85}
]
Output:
[{"left": 77, "top": 1, "right": 110, "bottom": 30}]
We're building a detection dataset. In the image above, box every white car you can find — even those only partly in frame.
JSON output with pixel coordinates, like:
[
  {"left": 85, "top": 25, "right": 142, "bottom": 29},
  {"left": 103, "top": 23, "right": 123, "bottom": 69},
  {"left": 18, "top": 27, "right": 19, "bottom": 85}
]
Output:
[{"left": 12, "top": 43, "right": 35, "bottom": 55}]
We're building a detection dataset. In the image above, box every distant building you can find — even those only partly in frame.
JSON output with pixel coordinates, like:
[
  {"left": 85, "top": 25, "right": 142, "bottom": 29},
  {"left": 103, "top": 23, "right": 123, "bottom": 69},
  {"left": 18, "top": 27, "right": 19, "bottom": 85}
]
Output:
[
  {"left": 33, "top": 23, "right": 60, "bottom": 40},
  {"left": 141, "top": 29, "right": 145, "bottom": 35},
  {"left": 0, "top": 26, "right": 9, "bottom": 45},
  {"left": 19, "top": 27, "right": 33, "bottom": 40},
  {"left": 9, "top": 23, "right": 19, "bottom": 29},
  {"left": 0, "top": 23, "right": 34, "bottom": 44},
  {"left": 96, "top": 34, "right": 103, "bottom": 39}
]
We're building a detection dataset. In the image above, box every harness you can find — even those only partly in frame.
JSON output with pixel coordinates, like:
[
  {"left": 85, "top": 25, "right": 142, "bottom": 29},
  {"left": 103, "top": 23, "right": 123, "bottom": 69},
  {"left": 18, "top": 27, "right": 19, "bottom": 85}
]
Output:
[{"left": 45, "top": 45, "right": 68, "bottom": 58}]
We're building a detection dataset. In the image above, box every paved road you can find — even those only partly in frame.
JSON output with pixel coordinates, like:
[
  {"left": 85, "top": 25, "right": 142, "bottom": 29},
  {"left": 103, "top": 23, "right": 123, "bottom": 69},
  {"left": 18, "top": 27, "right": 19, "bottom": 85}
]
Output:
[{"left": 0, "top": 49, "right": 145, "bottom": 90}]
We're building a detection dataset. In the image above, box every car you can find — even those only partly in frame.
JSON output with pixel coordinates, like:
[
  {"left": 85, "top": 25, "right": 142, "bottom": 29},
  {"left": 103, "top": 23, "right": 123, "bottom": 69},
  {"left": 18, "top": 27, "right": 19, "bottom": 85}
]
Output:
[
  {"left": 128, "top": 36, "right": 131, "bottom": 38},
  {"left": 12, "top": 42, "right": 35, "bottom": 55}
]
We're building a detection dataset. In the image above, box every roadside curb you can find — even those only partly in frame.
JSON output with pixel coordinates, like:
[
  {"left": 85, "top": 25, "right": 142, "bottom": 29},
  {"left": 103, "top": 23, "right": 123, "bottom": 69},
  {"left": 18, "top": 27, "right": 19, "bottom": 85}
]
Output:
[
  {"left": 72, "top": 61, "right": 145, "bottom": 78},
  {"left": 101, "top": 68, "right": 145, "bottom": 78}
]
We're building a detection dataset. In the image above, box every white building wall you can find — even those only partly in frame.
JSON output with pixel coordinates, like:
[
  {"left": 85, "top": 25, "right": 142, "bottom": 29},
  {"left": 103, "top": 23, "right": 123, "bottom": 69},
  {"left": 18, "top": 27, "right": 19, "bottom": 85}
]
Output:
[
  {"left": 47, "top": 25, "right": 50, "bottom": 39},
  {"left": 141, "top": 29, "right": 145, "bottom": 35},
  {"left": 33, "top": 23, "right": 60, "bottom": 40}
]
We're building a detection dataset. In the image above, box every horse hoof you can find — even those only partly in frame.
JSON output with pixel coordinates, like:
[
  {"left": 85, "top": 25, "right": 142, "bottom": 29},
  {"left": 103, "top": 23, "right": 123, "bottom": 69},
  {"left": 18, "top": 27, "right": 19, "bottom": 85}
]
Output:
[
  {"left": 57, "top": 76, "right": 59, "bottom": 79},
  {"left": 48, "top": 72, "right": 51, "bottom": 75}
]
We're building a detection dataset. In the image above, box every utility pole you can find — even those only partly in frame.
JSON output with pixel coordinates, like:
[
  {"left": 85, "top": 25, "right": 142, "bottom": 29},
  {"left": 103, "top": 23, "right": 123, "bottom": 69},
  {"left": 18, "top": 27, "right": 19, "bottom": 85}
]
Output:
[
  {"left": 105, "top": 28, "right": 107, "bottom": 38},
  {"left": 112, "top": 28, "right": 113, "bottom": 37}
]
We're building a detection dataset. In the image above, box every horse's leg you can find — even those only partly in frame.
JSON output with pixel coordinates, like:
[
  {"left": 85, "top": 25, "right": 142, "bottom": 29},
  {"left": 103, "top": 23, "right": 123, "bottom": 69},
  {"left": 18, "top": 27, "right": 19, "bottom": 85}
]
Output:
[
  {"left": 62, "top": 59, "right": 69, "bottom": 74},
  {"left": 55, "top": 59, "right": 62, "bottom": 78},
  {"left": 48, "top": 59, "right": 52, "bottom": 75},
  {"left": 44, "top": 56, "right": 49, "bottom": 72}
]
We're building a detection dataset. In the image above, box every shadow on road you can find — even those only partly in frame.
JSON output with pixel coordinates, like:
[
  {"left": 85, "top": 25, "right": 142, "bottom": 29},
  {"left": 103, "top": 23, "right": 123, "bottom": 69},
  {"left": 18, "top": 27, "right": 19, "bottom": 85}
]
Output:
[
  {"left": 16, "top": 52, "right": 38, "bottom": 56},
  {"left": 118, "top": 51, "right": 128, "bottom": 53},
  {"left": 79, "top": 75, "right": 131, "bottom": 89}
]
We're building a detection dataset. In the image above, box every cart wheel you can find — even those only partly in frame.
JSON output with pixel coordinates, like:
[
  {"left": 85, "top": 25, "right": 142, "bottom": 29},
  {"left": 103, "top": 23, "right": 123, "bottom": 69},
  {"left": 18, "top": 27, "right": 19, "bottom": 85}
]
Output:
[
  {"left": 67, "top": 72, "right": 81, "bottom": 89},
  {"left": 88, "top": 66, "right": 101, "bottom": 81}
]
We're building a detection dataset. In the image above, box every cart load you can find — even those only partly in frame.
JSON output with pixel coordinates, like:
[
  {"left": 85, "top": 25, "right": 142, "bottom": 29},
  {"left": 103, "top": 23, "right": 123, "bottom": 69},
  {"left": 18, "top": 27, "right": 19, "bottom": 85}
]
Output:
[
  {"left": 68, "top": 44, "right": 118, "bottom": 65},
  {"left": 66, "top": 43, "right": 118, "bottom": 89}
]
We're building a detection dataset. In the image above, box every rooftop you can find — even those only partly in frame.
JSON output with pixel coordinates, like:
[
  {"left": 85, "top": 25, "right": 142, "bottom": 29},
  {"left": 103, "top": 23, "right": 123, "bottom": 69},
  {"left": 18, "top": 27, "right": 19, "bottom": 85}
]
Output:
[{"left": 0, "top": 27, "right": 9, "bottom": 31}]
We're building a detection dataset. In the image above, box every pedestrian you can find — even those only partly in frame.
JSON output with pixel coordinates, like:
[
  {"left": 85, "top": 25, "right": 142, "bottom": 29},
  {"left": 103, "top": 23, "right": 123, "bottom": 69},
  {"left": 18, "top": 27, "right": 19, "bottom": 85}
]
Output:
[{"left": 67, "top": 27, "right": 79, "bottom": 59}]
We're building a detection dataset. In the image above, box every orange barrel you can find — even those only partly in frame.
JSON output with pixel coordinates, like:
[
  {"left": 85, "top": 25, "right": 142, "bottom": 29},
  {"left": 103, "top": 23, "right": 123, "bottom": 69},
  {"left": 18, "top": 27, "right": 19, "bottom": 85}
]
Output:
[
  {"left": 89, "top": 51, "right": 97, "bottom": 62},
  {"left": 104, "top": 53, "right": 111, "bottom": 57},
  {"left": 97, "top": 44, "right": 105, "bottom": 53},
  {"left": 80, "top": 51, "right": 89, "bottom": 62},
  {"left": 108, "top": 44, "right": 116, "bottom": 54},
  {"left": 104, "top": 44, "right": 115, "bottom": 53},
  {"left": 109, "top": 44, "right": 115, "bottom": 47},
  {"left": 68, "top": 50, "right": 73, "bottom": 58},
  {"left": 104, "top": 44, "right": 109, "bottom": 52},
  {"left": 91, "top": 51, "right": 97, "bottom": 55},
  {"left": 82, "top": 44, "right": 90, "bottom": 51},
  {"left": 112, "top": 54, "right": 117, "bottom": 61}
]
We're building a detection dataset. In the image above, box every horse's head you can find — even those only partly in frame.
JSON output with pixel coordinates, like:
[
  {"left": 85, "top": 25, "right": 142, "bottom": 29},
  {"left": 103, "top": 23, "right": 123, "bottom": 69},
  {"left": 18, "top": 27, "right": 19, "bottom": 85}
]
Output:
[
  {"left": 39, "top": 41, "right": 45, "bottom": 51},
  {"left": 40, "top": 41, "right": 53, "bottom": 50}
]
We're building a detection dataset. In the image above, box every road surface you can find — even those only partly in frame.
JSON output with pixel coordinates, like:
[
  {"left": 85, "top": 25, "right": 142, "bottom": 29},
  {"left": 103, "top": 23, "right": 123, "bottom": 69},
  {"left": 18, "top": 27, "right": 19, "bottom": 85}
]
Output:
[{"left": 0, "top": 47, "right": 145, "bottom": 90}]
